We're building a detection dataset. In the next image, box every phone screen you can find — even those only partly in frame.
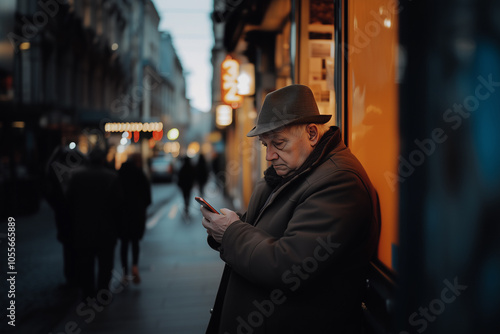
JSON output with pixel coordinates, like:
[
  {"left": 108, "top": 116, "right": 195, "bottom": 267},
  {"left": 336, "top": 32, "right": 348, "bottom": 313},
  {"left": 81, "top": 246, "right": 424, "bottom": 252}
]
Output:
[{"left": 195, "top": 196, "right": 219, "bottom": 214}]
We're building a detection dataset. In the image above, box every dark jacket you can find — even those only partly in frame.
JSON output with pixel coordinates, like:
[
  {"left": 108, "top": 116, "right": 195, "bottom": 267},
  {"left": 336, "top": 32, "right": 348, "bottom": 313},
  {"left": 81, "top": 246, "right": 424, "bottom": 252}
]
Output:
[
  {"left": 195, "top": 154, "right": 210, "bottom": 187},
  {"left": 44, "top": 146, "right": 87, "bottom": 243},
  {"left": 118, "top": 161, "right": 152, "bottom": 240},
  {"left": 66, "top": 164, "right": 123, "bottom": 250},
  {"left": 207, "top": 127, "right": 380, "bottom": 333},
  {"left": 177, "top": 156, "right": 195, "bottom": 193}
]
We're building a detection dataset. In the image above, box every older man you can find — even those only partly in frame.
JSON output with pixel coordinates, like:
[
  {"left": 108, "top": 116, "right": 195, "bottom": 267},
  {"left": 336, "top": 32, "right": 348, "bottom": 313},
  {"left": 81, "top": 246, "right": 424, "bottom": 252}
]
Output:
[{"left": 201, "top": 84, "right": 380, "bottom": 334}]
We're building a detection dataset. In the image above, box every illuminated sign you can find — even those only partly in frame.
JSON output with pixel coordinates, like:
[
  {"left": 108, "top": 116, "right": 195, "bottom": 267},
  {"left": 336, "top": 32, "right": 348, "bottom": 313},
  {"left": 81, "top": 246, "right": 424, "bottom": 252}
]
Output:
[
  {"left": 216, "top": 105, "right": 233, "bottom": 127},
  {"left": 221, "top": 56, "right": 243, "bottom": 108},
  {"left": 237, "top": 63, "right": 255, "bottom": 96},
  {"left": 104, "top": 122, "right": 163, "bottom": 133}
]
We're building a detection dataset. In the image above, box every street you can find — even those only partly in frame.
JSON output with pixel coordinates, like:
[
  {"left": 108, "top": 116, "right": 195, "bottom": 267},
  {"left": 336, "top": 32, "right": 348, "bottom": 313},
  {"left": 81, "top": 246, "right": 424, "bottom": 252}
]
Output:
[{"left": 0, "top": 180, "right": 230, "bottom": 334}]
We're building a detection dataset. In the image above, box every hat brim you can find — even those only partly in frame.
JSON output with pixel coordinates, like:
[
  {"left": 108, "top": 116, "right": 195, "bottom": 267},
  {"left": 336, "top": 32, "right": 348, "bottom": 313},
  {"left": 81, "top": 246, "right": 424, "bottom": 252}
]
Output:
[{"left": 246, "top": 114, "right": 332, "bottom": 137}]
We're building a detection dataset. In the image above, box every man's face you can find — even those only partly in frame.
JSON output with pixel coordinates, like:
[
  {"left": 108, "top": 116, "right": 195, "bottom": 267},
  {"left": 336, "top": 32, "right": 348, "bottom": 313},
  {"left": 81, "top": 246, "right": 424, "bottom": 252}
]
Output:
[{"left": 259, "top": 125, "right": 315, "bottom": 177}]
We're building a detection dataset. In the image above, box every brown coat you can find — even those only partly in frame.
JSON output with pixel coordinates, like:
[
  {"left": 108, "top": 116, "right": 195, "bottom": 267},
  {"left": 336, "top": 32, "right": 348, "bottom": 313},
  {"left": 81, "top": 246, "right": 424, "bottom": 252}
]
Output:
[{"left": 208, "top": 127, "right": 380, "bottom": 333}]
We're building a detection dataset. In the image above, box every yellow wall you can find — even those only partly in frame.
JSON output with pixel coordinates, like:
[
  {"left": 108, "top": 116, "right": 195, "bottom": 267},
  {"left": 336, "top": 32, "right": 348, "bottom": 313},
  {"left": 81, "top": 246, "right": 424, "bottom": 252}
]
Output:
[
  {"left": 347, "top": 0, "right": 400, "bottom": 271},
  {"left": 240, "top": 98, "right": 257, "bottom": 207}
]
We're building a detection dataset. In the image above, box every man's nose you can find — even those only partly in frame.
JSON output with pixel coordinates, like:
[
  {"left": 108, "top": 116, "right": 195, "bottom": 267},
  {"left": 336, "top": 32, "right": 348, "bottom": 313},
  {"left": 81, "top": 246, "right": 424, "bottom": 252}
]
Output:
[{"left": 265, "top": 147, "right": 278, "bottom": 161}]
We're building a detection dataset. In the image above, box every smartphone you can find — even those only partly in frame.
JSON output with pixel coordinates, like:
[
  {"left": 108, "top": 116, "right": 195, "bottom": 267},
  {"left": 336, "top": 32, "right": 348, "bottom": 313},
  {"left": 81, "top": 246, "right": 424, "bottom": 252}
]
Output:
[{"left": 195, "top": 196, "right": 219, "bottom": 214}]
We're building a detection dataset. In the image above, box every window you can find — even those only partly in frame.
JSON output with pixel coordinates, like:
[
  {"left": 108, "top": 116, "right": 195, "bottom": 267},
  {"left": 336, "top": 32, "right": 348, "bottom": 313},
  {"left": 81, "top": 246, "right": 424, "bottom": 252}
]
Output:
[{"left": 297, "top": 0, "right": 336, "bottom": 123}]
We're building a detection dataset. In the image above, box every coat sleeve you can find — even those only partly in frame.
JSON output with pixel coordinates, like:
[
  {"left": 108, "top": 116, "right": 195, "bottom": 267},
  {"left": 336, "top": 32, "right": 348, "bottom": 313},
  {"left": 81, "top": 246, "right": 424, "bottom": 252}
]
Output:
[{"left": 219, "top": 170, "right": 374, "bottom": 290}]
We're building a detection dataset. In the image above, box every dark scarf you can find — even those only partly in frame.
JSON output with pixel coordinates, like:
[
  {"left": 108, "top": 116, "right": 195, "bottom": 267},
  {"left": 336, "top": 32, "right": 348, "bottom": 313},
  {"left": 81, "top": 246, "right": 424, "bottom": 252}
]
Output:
[{"left": 264, "top": 126, "right": 342, "bottom": 189}]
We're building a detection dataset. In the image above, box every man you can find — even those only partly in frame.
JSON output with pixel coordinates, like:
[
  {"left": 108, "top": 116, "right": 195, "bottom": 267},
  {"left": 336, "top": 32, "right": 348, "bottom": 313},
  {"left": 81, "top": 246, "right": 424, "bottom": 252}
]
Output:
[
  {"left": 44, "top": 144, "right": 86, "bottom": 287},
  {"left": 118, "top": 153, "right": 151, "bottom": 284},
  {"left": 66, "top": 148, "right": 123, "bottom": 299},
  {"left": 201, "top": 84, "right": 380, "bottom": 333}
]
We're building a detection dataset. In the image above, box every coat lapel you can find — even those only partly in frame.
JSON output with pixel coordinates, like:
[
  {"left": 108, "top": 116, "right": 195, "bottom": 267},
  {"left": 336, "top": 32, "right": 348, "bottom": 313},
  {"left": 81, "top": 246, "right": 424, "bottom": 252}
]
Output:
[{"left": 250, "top": 127, "right": 345, "bottom": 226}]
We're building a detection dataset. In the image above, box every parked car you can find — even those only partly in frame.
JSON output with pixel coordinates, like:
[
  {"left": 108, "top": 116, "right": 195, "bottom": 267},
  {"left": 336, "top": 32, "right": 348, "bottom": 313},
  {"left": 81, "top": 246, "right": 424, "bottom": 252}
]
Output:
[{"left": 149, "top": 155, "right": 175, "bottom": 183}]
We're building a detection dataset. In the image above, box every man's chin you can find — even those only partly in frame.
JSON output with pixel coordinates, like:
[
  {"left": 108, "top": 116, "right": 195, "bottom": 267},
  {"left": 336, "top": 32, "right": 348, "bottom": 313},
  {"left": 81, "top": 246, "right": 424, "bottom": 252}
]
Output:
[{"left": 273, "top": 166, "right": 290, "bottom": 177}]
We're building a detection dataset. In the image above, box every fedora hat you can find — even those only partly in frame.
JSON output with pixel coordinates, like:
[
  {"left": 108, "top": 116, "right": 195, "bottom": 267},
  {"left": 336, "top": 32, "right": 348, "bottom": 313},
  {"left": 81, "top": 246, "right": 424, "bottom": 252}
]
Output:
[{"left": 247, "top": 84, "right": 331, "bottom": 137}]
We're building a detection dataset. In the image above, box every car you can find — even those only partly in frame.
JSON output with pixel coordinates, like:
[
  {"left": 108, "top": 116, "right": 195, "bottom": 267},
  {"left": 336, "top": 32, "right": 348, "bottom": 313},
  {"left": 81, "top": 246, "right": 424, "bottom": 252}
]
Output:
[{"left": 149, "top": 155, "right": 175, "bottom": 182}]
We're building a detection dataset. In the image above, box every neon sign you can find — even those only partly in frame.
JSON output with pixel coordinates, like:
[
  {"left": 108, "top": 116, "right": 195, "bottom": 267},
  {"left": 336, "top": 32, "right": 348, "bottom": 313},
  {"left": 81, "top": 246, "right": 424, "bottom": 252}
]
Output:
[{"left": 221, "top": 56, "right": 243, "bottom": 108}]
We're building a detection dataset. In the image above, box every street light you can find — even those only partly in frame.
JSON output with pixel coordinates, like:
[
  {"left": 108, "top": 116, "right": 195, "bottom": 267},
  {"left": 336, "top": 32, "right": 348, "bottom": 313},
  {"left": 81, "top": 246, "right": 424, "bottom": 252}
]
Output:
[
  {"left": 19, "top": 42, "right": 30, "bottom": 51},
  {"left": 187, "top": 142, "right": 200, "bottom": 158},
  {"left": 167, "top": 128, "right": 180, "bottom": 141}
]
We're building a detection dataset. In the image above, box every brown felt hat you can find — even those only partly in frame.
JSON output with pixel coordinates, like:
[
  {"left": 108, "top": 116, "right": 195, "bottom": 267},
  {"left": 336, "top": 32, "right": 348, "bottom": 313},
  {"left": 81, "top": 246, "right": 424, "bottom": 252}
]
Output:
[{"left": 247, "top": 84, "right": 331, "bottom": 137}]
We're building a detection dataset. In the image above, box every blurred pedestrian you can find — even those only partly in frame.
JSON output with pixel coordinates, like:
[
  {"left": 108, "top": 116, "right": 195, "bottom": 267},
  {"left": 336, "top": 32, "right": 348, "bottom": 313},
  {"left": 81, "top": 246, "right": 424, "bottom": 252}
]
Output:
[
  {"left": 44, "top": 144, "right": 87, "bottom": 287},
  {"left": 195, "top": 154, "right": 209, "bottom": 197},
  {"left": 177, "top": 156, "right": 195, "bottom": 216},
  {"left": 117, "top": 153, "right": 151, "bottom": 284},
  {"left": 211, "top": 152, "right": 225, "bottom": 189},
  {"left": 66, "top": 148, "right": 123, "bottom": 299}
]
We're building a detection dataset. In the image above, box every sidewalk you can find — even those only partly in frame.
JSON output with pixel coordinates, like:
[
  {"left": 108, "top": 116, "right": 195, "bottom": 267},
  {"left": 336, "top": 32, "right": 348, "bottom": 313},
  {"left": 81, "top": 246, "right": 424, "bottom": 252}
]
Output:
[
  {"left": 0, "top": 199, "right": 80, "bottom": 334},
  {"left": 48, "top": 180, "right": 234, "bottom": 334}
]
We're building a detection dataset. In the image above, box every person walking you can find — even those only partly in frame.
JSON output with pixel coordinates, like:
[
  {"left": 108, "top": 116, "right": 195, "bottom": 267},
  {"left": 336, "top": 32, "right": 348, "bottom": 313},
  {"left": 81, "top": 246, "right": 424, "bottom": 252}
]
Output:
[
  {"left": 117, "top": 153, "right": 151, "bottom": 284},
  {"left": 177, "top": 156, "right": 195, "bottom": 216},
  {"left": 66, "top": 148, "right": 123, "bottom": 299},
  {"left": 44, "top": 144, "right": 87, "bottom": 287},
  {"left": 201, "top": 85, "right": 380, "bottom": 333},
  {"left": 195, "top": 154, "right": 210, "bottom": 197}
]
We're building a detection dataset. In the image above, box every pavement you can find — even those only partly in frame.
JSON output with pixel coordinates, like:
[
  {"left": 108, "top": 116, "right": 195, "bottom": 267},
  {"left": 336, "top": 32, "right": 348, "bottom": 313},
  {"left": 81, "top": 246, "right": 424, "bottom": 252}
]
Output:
[{"left": 0, "top": 179, "right": 235, "bottom": 334}]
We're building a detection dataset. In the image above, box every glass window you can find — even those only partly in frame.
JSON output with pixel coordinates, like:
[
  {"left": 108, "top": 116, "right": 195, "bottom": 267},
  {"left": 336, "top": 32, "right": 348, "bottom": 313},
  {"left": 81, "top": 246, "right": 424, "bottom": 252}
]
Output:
[{"left": 297, "top": 0, "right": 336, "bottom": 124}]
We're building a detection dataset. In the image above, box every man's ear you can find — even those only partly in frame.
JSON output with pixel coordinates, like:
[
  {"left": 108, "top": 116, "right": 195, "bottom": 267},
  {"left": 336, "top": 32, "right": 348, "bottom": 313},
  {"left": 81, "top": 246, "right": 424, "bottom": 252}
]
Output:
[{"left": 306, "top": 124, "right": 320, "bottom": 146}]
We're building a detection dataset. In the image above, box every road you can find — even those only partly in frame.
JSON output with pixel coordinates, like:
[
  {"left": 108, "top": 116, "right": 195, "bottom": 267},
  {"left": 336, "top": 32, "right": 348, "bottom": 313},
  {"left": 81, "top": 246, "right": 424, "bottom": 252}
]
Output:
[{"left": 0, "top": 181, "right": 231, "bottom": 334}]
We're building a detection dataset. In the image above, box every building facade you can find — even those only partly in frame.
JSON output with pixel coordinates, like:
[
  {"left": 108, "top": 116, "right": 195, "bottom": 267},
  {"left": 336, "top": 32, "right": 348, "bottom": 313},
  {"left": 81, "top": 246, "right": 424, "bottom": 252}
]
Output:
[
  {"left": 159, "top": 31, "right": 190, "bottom": 155},
  {"left": 0, "top": 0, "right": 190, "bottom": 215},
  {"left": 1, "top": 0, "right": 135, "bottom": 215},
  {"left": 211, "top": 0, "right": 337, "bottom": 209}
]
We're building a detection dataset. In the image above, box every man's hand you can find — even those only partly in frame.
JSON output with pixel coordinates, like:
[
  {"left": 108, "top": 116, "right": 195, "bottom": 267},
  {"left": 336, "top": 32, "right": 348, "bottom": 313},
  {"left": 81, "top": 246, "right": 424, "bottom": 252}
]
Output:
[{"left": 201, "top": 207, "right": 239, "bottom": 243}]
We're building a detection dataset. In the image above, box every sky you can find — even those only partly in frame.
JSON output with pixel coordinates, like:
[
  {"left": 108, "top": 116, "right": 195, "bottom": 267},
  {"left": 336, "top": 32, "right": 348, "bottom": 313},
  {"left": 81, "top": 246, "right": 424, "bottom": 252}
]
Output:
[{"left": 152, "top": 0, "right": 214, "bottom": 112}]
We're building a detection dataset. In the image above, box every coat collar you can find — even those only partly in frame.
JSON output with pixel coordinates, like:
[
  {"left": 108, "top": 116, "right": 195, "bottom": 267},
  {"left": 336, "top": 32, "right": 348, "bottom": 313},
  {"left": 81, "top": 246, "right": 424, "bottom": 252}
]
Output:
[
  {"left": 254, "top": 126, "right": 343, "bottom": 224},
  {"left": 264, "top": 126, "right": 342, "bottom": 189}
]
